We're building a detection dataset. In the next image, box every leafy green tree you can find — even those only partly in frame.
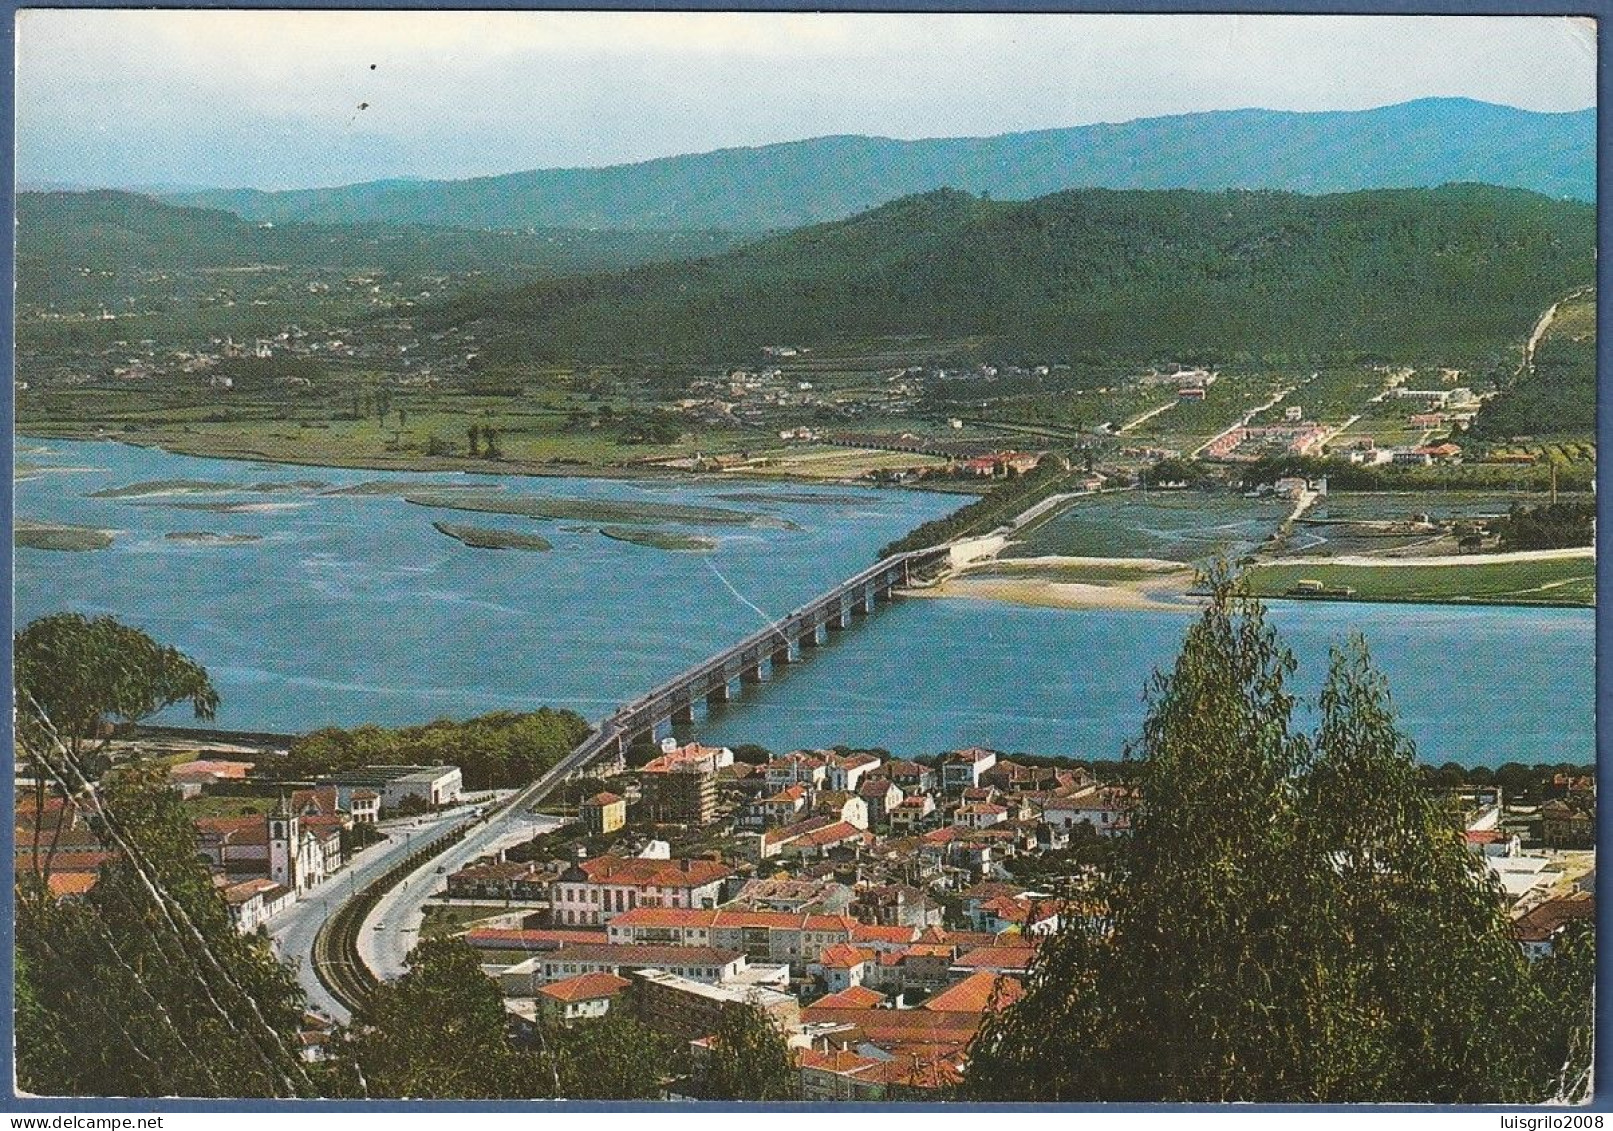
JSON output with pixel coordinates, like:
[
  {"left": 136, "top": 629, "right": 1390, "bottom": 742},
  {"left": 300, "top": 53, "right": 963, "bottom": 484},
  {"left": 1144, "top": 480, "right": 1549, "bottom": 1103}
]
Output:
[
  {"left": 547, "top": 1008, "right": 683, "bottom": 1099},
  {"left": 964, "top": 574, "right": 1584, "bottom": 1103},
  {"left": 15, "top": 612, "right": 218, "bottom": 771},
  {"left": 338, "top": 937, "right": 545, "bottom": 1098},
  {"left": 695, "top": 1001, "right": 798, "bottom": 1100},
  {"left": 15, "top": 613, "right": 218, "bottom": 891},
  {"left": 283, "top": 709, "right": 591, "bottom": 791},
  {"left": 1297, "top": 639, "right": 1563, "bottom": 1102},
  {"left": 1533, "top": 921, "right": 1595, "bottom": 1104},
  {"left": 15, "top": 762, "right": 314, "bottom": 1097}
]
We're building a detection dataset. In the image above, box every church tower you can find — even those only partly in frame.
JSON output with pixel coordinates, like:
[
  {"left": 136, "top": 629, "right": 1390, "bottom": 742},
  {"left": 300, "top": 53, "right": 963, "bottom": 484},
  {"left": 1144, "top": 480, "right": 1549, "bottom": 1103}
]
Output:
[{"left": 268, "top": 798, "right": 300, "bottom": 892}]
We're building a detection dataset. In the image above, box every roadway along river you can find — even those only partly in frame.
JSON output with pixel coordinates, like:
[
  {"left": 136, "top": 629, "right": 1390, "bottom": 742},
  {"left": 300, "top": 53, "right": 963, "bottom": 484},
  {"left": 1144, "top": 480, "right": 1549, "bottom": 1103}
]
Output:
[
  {"left": 267, "top": 805, "right": 473, "bottom": 1022},
  {"left": 16, "top": 439, "right": 1596, "bottom": 766}
]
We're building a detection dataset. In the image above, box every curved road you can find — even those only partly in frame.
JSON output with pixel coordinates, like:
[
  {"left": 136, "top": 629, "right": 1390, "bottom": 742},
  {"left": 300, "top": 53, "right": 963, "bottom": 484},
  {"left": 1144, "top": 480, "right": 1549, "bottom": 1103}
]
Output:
[
  {"left": 358, "top": 807, "right": 565, "bottom": 983},
  {"left": 266, "top": 805, "right": 481, "bottom": 1023}
]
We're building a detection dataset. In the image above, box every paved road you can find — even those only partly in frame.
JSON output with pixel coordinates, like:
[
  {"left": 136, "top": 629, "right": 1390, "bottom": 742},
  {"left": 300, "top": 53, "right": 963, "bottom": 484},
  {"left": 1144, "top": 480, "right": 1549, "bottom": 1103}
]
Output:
[
  {"left": 265, "top": 805, "right": 480, "bottom": 1023},
  {"left": 357, "top": 807, "right": 566, "bottom": 982}
]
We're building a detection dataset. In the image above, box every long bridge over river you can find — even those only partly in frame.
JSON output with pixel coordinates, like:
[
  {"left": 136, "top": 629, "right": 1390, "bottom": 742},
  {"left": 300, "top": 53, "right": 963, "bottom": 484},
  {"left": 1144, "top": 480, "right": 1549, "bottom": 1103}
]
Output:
[
  {"left": 556, "top": 544, "right": 952, "bottom": 778},
  {"left": 305, "top": 543, "right": 955, "bottom": 1013}
]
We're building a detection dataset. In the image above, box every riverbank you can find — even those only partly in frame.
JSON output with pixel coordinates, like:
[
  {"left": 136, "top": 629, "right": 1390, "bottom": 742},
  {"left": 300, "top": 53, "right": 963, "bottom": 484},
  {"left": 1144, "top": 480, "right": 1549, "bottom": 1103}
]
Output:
[
  {"left": 912, "top": 557, "right": 1202, "bottom": 612},
  {"left": 16, "top": 427, "right": 983, "bottom": 497},
  {"left": 1241, "top": 551, "right": 1594, "bottom": 608},
  {"left": 919, "top": 547, "right": 1594, "bottom": 612}
]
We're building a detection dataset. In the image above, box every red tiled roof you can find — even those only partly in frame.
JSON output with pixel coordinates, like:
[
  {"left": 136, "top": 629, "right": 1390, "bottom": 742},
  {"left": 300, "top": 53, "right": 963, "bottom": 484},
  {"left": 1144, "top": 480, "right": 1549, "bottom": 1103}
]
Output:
[
  {"left": 797, "top": 1048, "right": 883, "bottom": 1076},
  {"left": 923, "top": 971, "right": 1024, "bottom": 1014},
  {"left": 952, "top": 945, "right": 1038, "bottom": 972},
  {"left": 583, "top": 792, "right": 624, "bottom": 807},
  {"left": 609, "top": 907, "right": 718, "bottom": 929},
  {"left": 46, "top": 872, "right": 99, "bottom": 897},
  {"left": 465, "top": 927, "right": 610, "bottom": 950},
  {"left": 194, "top": 816, "right": 268, "bottom": 846},
  {"left": 641, "top": 742, "right": 726, "bottom": 774},
  {"left": 223, "top": 878, "right": 291, "bottom": 905},
  {"left": 796, "top": 1009, "right": 981, "bottom": 1053},
  {"left": 818, "top": 943, "right": 875, "bottom": 969},
  {"left": 290, "top": 787, "right": 340, "bottom": 816},
  {"left": 14, "top": 850, "right": 114, "bottom": 874},
  {"left": 862, "top": 1052, "right": 965, "bottom": 1089},
  {"left": 541, "top": 943, "right": 743, "bottom": 967},
  {"left": 1513, "top": 895, "right": 1595, "bottom": 943},
  {"left": 807, "top": 985, "right": 886, "bottom": 1010},
  {"left": 608, "top": 907, "right": 858, "bottom": 933},
  {"left": 766, "top": 753, "right": 826, "bottom": 772},
  {"left": 850, "top": 923, "right": 919, "bottom": 945},
  {"left": 534, "top": 971, "right": 632, "bottom": 1003},
  {"left": 790, "top": 820, "right": 865, "bottom": 848},
  {"left": 564, "top": 855, "right": 732, "bottom": 889}
]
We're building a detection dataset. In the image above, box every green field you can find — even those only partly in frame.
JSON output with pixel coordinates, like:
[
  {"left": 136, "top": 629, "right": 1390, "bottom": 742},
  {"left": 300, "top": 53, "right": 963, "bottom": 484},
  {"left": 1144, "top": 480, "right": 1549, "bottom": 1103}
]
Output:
[
  {"left": 420, "top": 904, "right": 514, "bottom": 942},
  {"left": 1005, "top": 491, "right": 1290, "bottom": 563},
  {"left": 1242, "top": 556, "right": 1594, "bottom": 607},
  {"left": 969, "top": 559, "right": 1192, "bottom": 584},
  {"left": 180, "top": 795, "right": 279, "bottom": 820}
]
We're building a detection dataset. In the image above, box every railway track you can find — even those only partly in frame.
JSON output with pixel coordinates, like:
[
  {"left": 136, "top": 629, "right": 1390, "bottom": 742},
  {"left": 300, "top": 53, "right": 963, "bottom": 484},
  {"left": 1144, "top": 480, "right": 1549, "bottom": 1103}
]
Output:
[
  {"left": 309, "top": 823, "right": 472, "bottom": 1015},
  {"left": 307, "top": 739, "right": 599, "bottom": 1015}
]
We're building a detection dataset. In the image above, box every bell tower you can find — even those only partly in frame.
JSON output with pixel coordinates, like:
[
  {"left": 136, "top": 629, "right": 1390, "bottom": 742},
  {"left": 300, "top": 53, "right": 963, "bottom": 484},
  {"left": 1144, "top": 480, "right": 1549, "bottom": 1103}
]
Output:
[{"left": 268, "top": 797, "right": 300, "bottom": 892}]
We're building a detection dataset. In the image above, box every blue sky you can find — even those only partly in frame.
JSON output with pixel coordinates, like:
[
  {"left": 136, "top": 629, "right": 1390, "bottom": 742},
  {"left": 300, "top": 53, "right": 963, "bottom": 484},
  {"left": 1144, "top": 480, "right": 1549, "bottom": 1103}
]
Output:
[{"left": 14, "top": 11, "right": 1597, "bottom": 191}]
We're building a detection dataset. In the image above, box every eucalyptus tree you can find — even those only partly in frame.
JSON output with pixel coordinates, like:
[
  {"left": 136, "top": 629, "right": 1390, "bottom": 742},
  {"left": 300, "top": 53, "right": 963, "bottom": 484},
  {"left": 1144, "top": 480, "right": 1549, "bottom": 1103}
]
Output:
[{"left": 964, "top": 574, "right": 1587, "bottom": 1103}]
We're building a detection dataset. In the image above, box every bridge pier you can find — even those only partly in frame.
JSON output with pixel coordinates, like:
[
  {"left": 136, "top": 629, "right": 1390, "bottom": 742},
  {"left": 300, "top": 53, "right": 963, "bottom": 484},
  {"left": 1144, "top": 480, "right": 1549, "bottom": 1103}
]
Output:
[
  {"left": 799, "top": 624, "right": 823, "bottom": 649},
  {"left": 707, "top": 681, "right": 733, "bottom": 706},
  {"left": 671, "top": 700, "right": 696, "bottom": 726},
  {"left": 852, "top": 586, "right": 873, "bottom": 616},
  {"left": 827, "top": 603, "right": 850, "bottom": 631},
  {"left": 770, "top": 646, "right": 792, "bottom": 669},
  {"left": 741, "top": 661, "right": 766, "bottom": 684}
]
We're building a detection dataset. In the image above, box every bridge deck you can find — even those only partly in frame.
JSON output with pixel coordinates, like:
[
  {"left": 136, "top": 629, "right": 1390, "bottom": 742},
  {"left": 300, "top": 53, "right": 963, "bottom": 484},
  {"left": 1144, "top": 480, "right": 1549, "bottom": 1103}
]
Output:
[{"left": 566, "top": 546, "right": 949, "bottom": 770}]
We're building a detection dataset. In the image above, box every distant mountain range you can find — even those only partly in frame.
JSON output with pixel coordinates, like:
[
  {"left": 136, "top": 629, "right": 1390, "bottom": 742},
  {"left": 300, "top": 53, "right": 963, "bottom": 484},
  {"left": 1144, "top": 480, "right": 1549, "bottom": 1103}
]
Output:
[
  {"left": 167, "top": 99, "right": 1595, "bottom": 233},
  {"left": 424, "top": 183, "right": 1595, "bottom": 366}
]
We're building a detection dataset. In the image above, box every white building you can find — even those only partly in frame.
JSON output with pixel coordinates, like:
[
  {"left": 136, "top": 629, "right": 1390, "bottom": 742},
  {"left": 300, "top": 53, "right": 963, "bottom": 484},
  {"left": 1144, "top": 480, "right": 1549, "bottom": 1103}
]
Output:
[
  {"left": 222, "top": 878, "right": 295, "bottom": 933},
  {"left": 550, "top": 854, "right": 732, "bottom": 927},
  {"left": 940, "top": 748, "right": 998, "bottom": 792},
  {"left": 319, "top": 765, "right": 463, "bottom": 814},
  {"left": 268, "top": 805, "right": 338, "bottom": 895},
  {"left": 824, "top": 752, "right": 883, "bottom": 792}
]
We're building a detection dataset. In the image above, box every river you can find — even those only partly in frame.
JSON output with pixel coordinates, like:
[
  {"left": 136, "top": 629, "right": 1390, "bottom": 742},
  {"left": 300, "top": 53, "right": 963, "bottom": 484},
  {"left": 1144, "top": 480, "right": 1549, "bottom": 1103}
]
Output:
[{"left": 15, "top": 439, "right": 1595, "bottom": 766}]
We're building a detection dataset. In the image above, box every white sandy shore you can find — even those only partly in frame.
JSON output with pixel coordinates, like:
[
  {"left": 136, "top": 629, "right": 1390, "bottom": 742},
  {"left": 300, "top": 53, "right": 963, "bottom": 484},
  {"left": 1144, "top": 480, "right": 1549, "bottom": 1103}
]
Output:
[{"left": 910, "top": 555, "right": 1202, "bottom": 612}]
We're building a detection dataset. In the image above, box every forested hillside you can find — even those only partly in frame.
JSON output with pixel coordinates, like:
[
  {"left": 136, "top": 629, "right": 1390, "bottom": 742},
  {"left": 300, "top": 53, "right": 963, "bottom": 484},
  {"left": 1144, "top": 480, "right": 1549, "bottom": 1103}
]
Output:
[
  {"left": 170, "top": 99, "right": 1595, "bottom": 232},
  {"left": 1467, "top": 290, "right": 1597, "bottom": 440},
  {"left": 425, "top": 184, "right": 1595, "bottom": 367}
]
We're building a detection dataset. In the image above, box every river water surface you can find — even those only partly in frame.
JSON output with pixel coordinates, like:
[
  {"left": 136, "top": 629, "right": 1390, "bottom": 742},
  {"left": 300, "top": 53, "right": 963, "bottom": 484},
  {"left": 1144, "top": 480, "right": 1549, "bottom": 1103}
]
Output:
[{"left": 15, "top": 440, "right": 1595, "bottom": 766}]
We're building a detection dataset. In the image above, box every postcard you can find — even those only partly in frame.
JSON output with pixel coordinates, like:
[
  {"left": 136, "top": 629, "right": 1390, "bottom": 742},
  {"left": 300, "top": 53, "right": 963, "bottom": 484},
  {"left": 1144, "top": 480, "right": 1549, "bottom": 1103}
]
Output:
[{"left": 9, "top": 8, "right": 1598, "bottom": 1108}]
